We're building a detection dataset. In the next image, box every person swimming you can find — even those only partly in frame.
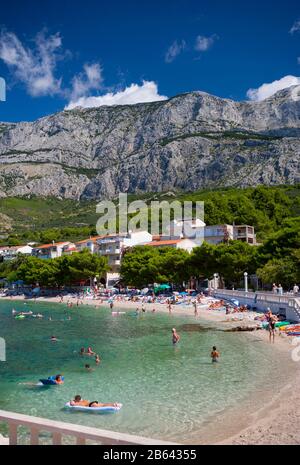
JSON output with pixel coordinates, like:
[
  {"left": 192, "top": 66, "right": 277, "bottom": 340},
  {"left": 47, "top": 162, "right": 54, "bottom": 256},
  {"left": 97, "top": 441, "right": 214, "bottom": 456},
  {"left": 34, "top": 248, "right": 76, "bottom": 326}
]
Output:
[
  {"left": 95, "top": 354, "right": 101, "bottom": 364},
  {"left": 85, "top": 364, "right": 94, "bottom": 372},
  {"left": 211, "top": 346, "right": 220, "bottom": 363},
  {"left": 87, "top": 346, "right": 95, "bottom": 355},
  {"left": 50, "top": 335, "right": 58, "bottom": 342},
  {"left": 54, "top": 374, "right": 64, "bottom": 384},
  {"left": 172, "top": 328, "right": 180, "bottom": 345}
]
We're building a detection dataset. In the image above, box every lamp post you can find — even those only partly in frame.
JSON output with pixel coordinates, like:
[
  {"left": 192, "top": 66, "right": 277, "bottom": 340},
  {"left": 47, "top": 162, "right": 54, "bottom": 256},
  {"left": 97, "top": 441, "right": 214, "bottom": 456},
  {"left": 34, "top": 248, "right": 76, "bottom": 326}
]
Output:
[
  {"left": 244, "top": 272, "right": 248, "bottom": 293},
  {"left": 213, "top": 273, "right": 218, "bottom": 290}
]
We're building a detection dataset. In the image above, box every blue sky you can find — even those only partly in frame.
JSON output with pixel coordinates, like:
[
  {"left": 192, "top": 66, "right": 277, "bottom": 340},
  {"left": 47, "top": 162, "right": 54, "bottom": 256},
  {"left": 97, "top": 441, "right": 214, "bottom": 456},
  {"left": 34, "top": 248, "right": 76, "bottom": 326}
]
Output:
[{"left": 0, "top": 0, "right": 300, "bottom": 121}]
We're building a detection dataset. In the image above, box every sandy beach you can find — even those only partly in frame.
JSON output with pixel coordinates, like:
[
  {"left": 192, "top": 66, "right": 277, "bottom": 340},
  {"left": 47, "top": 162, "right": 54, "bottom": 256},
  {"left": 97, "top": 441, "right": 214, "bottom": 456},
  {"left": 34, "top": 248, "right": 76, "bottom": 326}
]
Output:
[{"left": 1, "top": 294, "right": 300, "bottom": 445}]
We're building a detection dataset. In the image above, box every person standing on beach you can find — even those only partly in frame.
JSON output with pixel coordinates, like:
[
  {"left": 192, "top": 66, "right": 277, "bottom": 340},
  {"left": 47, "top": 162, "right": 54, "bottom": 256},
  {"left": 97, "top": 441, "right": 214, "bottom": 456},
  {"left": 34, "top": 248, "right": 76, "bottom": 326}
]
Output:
[
  {"left": 172, "top": 328, "right": 180, "bottom": 345},
  {"left": 266, "top": 309, "right": 277, "bottom": 343},
  {"left": 268, "top": 313, "right": 277, "bottom": 343},
  {"left": 194, "top": 301, "right": 198, "bottom": 317},
  {"left": 211, "top": 346, "right": 220, "bottom": 363}
]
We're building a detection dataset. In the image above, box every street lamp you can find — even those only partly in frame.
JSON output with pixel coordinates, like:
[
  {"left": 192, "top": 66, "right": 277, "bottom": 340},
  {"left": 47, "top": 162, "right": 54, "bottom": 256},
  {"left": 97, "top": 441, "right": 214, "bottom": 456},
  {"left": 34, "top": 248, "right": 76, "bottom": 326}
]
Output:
[
  {"left": 244, "top": 272, "right": 248, "bottom": 293},
  {"left": 213, "top": 273, "right": 218, "bottom": 290}
]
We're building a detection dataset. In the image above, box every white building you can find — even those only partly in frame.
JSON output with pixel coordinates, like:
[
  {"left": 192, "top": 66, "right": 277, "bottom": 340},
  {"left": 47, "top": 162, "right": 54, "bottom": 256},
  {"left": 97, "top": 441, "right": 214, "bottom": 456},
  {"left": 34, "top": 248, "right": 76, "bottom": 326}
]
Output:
[
  {"left": 0, "top": 245, "right": 33, "bottom": 261},
  {"left": 32, "top": 242, "right": 73, "bottom": 259},
  {"left": 96, "top": 231, "right": 153, "bottom": 273}
]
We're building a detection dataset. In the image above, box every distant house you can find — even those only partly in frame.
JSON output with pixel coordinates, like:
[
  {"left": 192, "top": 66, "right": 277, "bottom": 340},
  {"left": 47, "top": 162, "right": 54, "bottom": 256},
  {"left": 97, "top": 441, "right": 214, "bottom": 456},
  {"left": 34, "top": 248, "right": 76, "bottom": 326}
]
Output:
[
  {"left": 0, "top": 244, "right": 33, "bottom": 262},
  {"left": 32, "top": 242, "right": 73, "bottom": 259},
  {"left": 204, "top": 224, "right": 257, "bottom": 245}
]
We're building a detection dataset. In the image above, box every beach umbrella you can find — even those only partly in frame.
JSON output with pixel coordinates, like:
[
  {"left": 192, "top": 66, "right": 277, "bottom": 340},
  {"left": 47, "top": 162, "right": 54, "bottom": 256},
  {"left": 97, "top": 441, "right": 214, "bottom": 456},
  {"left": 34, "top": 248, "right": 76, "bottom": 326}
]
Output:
[{"left": 154, "top": 284, "right": 171, "bottom": 291}]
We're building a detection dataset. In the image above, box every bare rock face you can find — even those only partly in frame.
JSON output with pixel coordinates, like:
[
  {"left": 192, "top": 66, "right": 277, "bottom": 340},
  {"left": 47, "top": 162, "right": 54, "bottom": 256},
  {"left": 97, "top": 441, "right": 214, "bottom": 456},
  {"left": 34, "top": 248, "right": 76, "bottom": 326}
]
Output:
[{"left": 0, "top": 86, "right": 300, "bottom": 200}]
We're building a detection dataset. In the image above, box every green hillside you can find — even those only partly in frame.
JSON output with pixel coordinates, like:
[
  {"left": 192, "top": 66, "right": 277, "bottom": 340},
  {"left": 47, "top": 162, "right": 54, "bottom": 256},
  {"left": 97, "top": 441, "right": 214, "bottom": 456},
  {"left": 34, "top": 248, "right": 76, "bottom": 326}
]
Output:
[{"left": 0, "top": 184, "right": 299, "bottom": 245}]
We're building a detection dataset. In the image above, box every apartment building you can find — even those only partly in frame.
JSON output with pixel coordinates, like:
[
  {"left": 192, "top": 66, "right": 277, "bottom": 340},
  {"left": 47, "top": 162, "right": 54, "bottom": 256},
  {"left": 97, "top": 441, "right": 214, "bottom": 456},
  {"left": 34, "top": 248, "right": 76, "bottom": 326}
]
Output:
[{"left": 96, "top": 231, "right": 153, "bottom": 272}]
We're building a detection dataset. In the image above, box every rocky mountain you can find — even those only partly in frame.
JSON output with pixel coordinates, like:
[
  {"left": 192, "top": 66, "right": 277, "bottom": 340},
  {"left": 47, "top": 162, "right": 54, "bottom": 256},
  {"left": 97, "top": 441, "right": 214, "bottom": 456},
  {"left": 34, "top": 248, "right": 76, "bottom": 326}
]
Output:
[{"left": 0, "top": 85, "right": 300, "bottom": 200}]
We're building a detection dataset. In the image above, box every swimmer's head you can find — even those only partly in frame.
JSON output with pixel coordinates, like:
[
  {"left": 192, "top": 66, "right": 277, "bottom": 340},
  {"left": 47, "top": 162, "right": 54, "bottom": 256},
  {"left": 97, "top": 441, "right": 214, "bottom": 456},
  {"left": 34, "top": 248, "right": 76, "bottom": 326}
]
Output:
[
  {"left": 85, "top": 364, "right": 90, "bottom": 368},
  {"left": 212, "top": 346, "right": 217, "bottom": 351},
  {"left": 172, "top": 328, "right": 176, "bottom": 332},
  {"left": 55, "top": 374, "right": 62, "bottom": 381},
  {"left": 74, "top": 395, "right": 81, "bottom": 401}
]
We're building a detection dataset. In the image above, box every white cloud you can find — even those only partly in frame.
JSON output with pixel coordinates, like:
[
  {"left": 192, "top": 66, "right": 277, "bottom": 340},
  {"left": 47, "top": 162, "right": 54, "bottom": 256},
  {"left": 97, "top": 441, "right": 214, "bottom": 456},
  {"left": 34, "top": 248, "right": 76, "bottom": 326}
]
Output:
[
  {"left": 246, "top": 75, "right": 300, "bottom": 101},
  {"left": 0, "top": 29, "right": 63, "bottom": 96},
  {"left": 290, "top": 20, "right": 300, "bottom": 34},
  {"left": 70, "top": 63, "right": 103, "bottom": 100},
  {"left": 165, "top": 40, "right": 186, "bottom": 63},
  {"left": 194, "top": 35, "right": 217, "bottom": 52},
  {"left": 65, "top": 81, "right": 168, "bottom": 110}
]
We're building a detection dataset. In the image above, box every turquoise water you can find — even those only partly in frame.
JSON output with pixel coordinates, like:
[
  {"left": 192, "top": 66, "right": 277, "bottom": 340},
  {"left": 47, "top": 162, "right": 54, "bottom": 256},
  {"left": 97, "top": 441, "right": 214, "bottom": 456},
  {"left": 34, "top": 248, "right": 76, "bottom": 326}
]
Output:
[{"left": 0, "top": 300, "right": 292, "bottom": 443}]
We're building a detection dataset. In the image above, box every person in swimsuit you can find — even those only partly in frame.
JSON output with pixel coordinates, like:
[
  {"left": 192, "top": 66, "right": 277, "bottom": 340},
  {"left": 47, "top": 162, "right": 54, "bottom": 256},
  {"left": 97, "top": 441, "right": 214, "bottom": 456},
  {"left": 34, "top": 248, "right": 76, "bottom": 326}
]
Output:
[
  {"left": 172, "top": 328, "right": 180, "bottom": 345},
  {"left": 70, "top": 395, "right": 118, "bottom": 408},
  {"left": 54, "top": 374, "right": 64, "bottom": 384},
  {"left": 95, "top": 354, "right": 101, "bottom": 364},
  {"left": 88, "top": 401, "right": 119, "bottom": 408},
  {"left": 268, "top": 311, "right": 277, "bottom": 343},
  {"left": 211, "top": 346, "right": 220, "bottom": 363},
  {"left": 194, "top": 301, "right": 198, "bottom": 317},
  {"left": 85, "top": 364, "right": 94, "bottom": 372},
  {"left": 70, "top": 395, "right": 89, "bottom": 406}
]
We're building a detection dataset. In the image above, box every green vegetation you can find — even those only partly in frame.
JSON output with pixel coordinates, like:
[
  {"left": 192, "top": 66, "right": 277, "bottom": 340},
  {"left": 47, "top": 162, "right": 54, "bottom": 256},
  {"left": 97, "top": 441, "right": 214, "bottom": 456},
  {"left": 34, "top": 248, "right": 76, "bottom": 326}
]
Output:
[
  {"left": 159, "top": 131, "right": 282, "bottom": 146},
  {"left": 0, "top": 250, "right": 108, "bottom": 287},
  {"left": 0, "top": 185, "right": 299, "bottom": 246}
]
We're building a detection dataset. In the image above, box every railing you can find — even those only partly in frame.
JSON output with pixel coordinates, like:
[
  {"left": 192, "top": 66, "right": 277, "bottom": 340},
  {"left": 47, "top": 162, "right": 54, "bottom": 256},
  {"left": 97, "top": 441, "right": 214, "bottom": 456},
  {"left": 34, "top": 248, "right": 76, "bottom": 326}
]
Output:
[
  {"left": 289, "top": 298, "right": 300, "bottom": 319},
  {"left": 214, "top": 289, "right": 300, "bottom": 321},
  {"left": 0, "top": 410, "right": 178, "bottom": 445}
]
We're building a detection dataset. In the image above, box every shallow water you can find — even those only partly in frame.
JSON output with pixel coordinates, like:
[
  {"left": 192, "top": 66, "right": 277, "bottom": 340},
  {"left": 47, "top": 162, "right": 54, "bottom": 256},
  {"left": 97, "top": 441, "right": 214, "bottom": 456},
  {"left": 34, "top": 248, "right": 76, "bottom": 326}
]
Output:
[{"left": 0, "top": 300, "right": 294, "bottom": 443}]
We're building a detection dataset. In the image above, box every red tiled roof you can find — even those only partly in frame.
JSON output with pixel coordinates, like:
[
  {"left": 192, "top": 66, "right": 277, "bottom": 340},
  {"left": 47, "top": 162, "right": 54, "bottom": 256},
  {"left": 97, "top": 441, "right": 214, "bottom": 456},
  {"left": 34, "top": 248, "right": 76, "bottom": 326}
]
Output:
[
  {"left": 75, "top": 235, "right": 104, "bottom": 244},
  {"left": 34, "top": 242, "right": 70, "bottom": 249},
  {"left": 147, "top": 239, "right": 182, "bottom": 246}
]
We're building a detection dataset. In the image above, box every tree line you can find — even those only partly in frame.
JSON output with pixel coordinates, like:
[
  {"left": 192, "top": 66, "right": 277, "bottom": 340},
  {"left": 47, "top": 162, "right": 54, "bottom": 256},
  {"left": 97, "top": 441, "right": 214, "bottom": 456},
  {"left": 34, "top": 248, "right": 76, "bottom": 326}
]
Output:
[{"left": 0, "top": 250, "right": 108, "bottom": 287}]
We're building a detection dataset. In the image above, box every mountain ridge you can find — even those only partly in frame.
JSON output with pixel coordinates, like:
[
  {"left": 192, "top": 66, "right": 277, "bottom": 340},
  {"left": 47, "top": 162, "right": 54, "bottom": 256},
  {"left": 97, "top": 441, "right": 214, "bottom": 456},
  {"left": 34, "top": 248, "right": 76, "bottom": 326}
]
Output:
[{"left": 0, "top": 85, "right": 299, "bottom": 200}]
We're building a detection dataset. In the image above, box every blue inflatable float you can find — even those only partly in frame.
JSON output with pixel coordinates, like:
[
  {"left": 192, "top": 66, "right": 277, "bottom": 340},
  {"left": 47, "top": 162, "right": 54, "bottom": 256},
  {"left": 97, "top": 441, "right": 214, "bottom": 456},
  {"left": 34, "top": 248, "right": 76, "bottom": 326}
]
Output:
[{"left": 39, "top": 375, "right": 64, "bottom": 385}]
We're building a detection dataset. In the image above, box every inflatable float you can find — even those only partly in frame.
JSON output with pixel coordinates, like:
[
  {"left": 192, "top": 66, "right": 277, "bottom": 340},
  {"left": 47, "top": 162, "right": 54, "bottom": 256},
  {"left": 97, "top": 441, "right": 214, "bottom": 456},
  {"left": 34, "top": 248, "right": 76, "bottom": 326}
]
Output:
[
  {"left": 111, "top": 311, "right": 126, "bottom": 316},
  {"left": 39, "top": 376, "right": 65, "bottom": 385},
  {"left": 64, "top": 402, "right": 122, "bottom": 413},
  {"left": 262, "top": 321, "right": 290, "bottom": 329},
  {"left": 15, "top": 315, "right": 26, "bottom": 319}
]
